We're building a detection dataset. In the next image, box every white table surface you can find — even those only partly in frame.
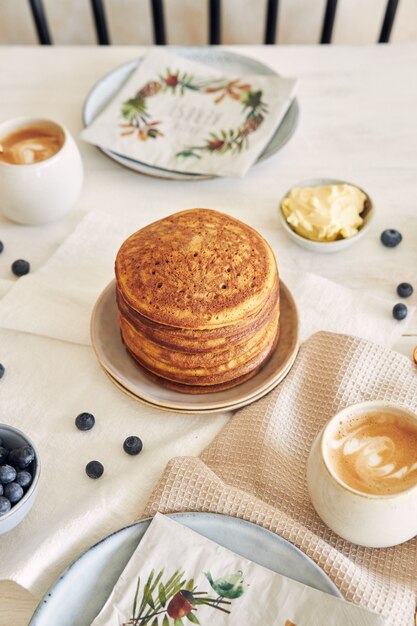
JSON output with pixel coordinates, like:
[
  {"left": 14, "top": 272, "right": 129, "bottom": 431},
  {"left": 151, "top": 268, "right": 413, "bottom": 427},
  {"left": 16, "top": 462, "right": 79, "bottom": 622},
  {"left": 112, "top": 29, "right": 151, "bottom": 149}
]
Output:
[{"left": 0, "top": 44, "right": 416, "bottom": 625}]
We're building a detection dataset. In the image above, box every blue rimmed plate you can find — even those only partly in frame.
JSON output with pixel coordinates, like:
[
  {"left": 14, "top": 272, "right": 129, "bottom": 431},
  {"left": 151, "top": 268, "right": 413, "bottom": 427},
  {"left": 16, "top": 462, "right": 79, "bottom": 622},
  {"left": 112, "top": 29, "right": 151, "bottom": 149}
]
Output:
[
  {"left": 82, "top": 47, "right": 299, "bottom": 180},
  {"left": 30, "top": 512, "right": 340, "bottom": 626}
]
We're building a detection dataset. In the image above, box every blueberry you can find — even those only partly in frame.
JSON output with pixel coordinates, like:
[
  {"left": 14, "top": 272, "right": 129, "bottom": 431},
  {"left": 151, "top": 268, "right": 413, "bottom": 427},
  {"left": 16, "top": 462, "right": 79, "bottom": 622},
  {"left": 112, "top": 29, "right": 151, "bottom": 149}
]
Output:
[
  {"left": 11, "top": 259, "right": 30, "bottom": 277},
  {"left": 75, "top": 412, "right": 95, "bottom": 431},
  {"left": 380, "top": 229, "right": 402, "bottom": 248},
  {"left": 393, "top": 303, "right": 408, "bottom": 321},
  {"left": 4, "top": 482, "right": 24, "bottom": 504},
  {"left": 123, "top": 436, "right": 143, "bottom": 456},
  {"left": 0, "top": 464, "right": 16, "bottom": 484},
  {"left": 0, "top": 497, "right": 11, "bottom": 516},
  {"left": 8, "top": 445, "right": 35, "bottom": 469},
  {"left": 0, "top": 484, "right": 3, "bottom": 496},
  {"left": 0, "top": 446, "right": 9, "bottom": 464},
  {"left": 0, "top": 241, "right": 3, "bottom": 254},
  {"left": 85, "top": 460, "right": 104, "bottom": 479},
  {"left": 397, "top": 283, "right": 413, "bottom": 298},
  {"left": 0, "top": 363, "right": 4, "bottom": 379},
  {"left": 16, "top": 470, "right": 32, "bottom": 488}
]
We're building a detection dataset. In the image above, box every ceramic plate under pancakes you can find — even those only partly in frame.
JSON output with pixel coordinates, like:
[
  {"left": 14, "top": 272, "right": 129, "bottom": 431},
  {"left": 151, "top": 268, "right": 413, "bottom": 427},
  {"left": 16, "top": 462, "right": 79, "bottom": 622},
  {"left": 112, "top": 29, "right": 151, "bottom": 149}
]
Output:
[
  {"left": 91, "top": 279, "right": 299, "bottom": 412},
  {"left": 82, "top": 48, "right": 299, "bottom": 181},
  {"left": 101, "top": 355, "right": 296, "bottom": 414}
]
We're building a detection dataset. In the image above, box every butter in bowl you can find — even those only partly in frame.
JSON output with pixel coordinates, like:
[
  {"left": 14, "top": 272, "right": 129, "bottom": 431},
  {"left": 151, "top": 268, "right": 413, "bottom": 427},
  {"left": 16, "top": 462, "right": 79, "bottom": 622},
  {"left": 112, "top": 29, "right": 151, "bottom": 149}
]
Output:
[{"left": 279, "top": 178, "right": 373, "bottom": 252}]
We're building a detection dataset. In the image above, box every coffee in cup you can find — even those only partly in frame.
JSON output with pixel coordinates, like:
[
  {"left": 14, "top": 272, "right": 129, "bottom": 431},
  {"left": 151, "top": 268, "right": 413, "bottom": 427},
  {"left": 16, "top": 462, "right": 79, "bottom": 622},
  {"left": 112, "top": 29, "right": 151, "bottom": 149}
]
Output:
[
  {"left": 307, "top": 401, "right": 417, "bottom": 548},
  {"left": 0, "top": 123, "right": 64, "bottom": 165},
  {"left": 326, "top": 410, "right": 417, "bottom": 496},
  {"left": 0, "top": 117, "right": 83, "bottom": 225}
]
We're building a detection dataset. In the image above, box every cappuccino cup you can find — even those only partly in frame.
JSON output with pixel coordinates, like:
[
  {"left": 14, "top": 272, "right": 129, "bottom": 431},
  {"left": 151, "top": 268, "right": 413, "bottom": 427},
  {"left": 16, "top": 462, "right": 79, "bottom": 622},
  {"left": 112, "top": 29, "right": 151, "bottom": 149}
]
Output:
[
  {"left": 307, "top": 401, "right": 417, "bottom": 548},
  {"left": 0, "top": 117, "right": 83, "bottom": 225}
]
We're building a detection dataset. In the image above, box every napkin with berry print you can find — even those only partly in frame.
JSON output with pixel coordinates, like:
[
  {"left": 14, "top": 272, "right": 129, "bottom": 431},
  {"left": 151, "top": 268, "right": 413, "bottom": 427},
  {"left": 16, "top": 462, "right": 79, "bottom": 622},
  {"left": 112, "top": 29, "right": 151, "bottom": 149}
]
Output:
[
  {"left": 81, "top": 48, "right": 297, "bottom": 178},
  {"left": 90, "top": 513, "right": 384, "bottom": 626}
]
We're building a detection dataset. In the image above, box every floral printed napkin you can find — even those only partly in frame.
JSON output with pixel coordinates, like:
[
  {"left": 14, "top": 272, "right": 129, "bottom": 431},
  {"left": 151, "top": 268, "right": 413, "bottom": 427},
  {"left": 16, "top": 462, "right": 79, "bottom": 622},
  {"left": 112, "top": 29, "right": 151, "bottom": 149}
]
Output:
[
  {"left": 81, "top": 49, "right": 297, "bottom": 177},
  {"left": 90, "top": 513, "right": 384, "bottom": 626}
]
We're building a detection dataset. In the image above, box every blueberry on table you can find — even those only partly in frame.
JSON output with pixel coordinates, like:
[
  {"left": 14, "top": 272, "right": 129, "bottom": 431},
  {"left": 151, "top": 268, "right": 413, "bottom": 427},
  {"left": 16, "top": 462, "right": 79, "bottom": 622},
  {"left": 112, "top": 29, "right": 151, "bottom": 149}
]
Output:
[
  {"left": 85, "top": 460, "right": 104, "bottom": 479},
  {"left": 0, "top": 497, "right": 11, "bottom": 516},
  {"left": 8, "top": 445, "right": 35, "bottom": 469},
  {"left": 0, "top": 464, "right": 17, "bottom": 484},
  {"left": 123, "top": 436, "right": 143, "bottom": 456},
  {"left": 0, "top": 446, "right": 8, "bottom": 464},
  {"left": 397, "top": 283, "right": 413, "bottom": 298},
  {"left": 4, "top": 482, "right": 24, "bottom": 504},
  {"left": 75, "top": 412, "right": 95, "bottom": 431},
  {"left": 393, "top": 303, "right": 408, "bottom": 321},
  {"left": 0, "top": 363, "right": 4, "bottom": 379},
  {"left": 11, "top": 259, "right": 30, "bottom": 277},
  {"left": 380, "top": 229, "right": 402, "bottom": 248},
  {"left": 16, "top": 470, "right": 32, "bottom": 488},
  {"left": 0, "top": 241, "right": 3, "bottom": 254}
]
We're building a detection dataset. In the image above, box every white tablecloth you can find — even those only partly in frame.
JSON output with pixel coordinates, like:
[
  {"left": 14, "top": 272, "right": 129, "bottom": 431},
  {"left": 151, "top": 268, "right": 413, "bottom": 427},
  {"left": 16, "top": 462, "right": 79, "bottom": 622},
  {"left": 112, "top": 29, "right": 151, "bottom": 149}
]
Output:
[{"left": 0, "top": 45, "right": 416, "bottom": 604}]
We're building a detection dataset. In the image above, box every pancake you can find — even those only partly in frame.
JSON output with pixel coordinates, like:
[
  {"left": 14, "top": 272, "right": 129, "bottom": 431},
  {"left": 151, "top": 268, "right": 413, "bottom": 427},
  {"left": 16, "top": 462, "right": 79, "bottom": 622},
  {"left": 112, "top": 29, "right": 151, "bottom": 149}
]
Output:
[
  {"left": 125, "top": 327, "right": 280, "bottom": 394},
  {"left": 118, "top": 297, "right": 279, "bottom": 383},
  {"left": 116, "top": 279, "right": 279, "bottom": 354},
  {"left": 115, "top": 209, "right": 280, "bottom": 393},
  {"left": 119, "top": 297, "right": 279, "bottom": 386},
  {"left": 115, "top": 209, "right": 277, "bottom": 329}
]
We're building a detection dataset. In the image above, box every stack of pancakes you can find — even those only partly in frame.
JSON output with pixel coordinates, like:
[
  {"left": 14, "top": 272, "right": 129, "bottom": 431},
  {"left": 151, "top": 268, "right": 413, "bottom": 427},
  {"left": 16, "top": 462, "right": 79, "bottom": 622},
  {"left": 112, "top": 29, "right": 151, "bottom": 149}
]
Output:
[{"left": 115, "top": 209, "right": 280, "bottom": 393}]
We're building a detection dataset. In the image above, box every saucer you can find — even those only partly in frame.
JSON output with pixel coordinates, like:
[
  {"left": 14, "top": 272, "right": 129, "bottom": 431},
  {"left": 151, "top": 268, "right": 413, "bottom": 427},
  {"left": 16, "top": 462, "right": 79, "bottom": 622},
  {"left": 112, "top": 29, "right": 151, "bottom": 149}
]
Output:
[{"left": 91, "top": 280, "right": 299, "bottom": 413}]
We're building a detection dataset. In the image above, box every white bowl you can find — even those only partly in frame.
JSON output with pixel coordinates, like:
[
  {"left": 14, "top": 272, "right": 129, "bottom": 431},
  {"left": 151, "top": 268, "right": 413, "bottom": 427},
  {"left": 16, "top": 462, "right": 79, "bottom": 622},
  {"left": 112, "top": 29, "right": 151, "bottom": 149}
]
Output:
[
  {"left": 0, "top": 424, "right": 40, "bottom": 534},
  {"left": 278, "top": 178, "right": 374, "bottom": 253}
]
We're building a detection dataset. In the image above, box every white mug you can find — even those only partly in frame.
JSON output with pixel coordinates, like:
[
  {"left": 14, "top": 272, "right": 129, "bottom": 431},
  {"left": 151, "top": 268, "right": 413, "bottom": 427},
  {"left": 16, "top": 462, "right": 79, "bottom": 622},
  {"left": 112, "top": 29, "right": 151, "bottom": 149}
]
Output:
[
  {"left": 307, "top": 401, "right": 417, "bottom": 548},
  {"left": 0, "top": 117, "right": 83, "bottom": 225}
]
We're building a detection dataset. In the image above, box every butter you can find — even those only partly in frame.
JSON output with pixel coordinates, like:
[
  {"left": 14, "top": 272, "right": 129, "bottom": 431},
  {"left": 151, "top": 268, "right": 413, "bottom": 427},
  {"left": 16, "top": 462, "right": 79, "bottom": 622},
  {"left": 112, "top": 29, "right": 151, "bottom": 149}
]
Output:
[{"left": 281, "top": 183, "right": 366, "bottom": 242}]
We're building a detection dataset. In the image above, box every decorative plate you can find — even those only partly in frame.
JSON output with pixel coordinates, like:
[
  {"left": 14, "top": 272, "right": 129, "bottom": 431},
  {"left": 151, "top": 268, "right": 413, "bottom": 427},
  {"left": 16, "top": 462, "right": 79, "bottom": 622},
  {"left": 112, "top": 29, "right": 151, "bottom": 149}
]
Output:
[
  {"left": 91, "top": 280, "right": 299, "bottom": 413},
  {"left": 30, "top": 512, "right": 340, "bottom": 626},
  {"left": 82, "top": 48, "right": 299, "bottom": 180}
]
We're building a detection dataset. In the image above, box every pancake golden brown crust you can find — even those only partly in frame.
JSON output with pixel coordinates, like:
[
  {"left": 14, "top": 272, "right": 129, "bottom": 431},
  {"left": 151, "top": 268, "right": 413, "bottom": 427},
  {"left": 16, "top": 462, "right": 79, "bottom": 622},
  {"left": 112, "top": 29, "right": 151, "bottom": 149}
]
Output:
[
  {"left": 115, "top": 208, "right": 278, "bottom": 329},
  {"left": 115, "top": 208, "right": 280, "bottom": 394},
  {"left": 119, "top": 302, "right": 279, "bottom": 386},
  {"left": 116, "top": 280, "right": 279, "bottom": 353},
  {"left": 124, "top": 326, "right": 280, "bottom": 394}
]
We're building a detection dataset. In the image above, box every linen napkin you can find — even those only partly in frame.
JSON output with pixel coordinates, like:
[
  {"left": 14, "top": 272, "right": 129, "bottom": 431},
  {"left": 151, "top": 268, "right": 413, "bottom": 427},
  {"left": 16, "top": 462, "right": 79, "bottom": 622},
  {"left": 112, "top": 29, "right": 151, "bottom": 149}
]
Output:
[
  {"left": 143, "top": 332, "right": 417, "bottom": 626},
  {"left": 0, "top": 211, "right": 411, "bottom": 348},
  {"left": 81, "top": 49, "right": 297, "bottom": 178},
  {"left": 91, "top": 513, "right": 383, "bottom": 626},
  {"left": 0, "top": 325, "right": 229, "bottom": 597}
]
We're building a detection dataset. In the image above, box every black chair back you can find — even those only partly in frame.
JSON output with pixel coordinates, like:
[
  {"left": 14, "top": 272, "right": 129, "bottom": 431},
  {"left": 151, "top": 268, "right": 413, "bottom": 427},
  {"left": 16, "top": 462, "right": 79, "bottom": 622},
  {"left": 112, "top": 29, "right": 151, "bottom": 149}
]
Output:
[{"left": 27, "top": 0, "right": 401, "bottom": 47}]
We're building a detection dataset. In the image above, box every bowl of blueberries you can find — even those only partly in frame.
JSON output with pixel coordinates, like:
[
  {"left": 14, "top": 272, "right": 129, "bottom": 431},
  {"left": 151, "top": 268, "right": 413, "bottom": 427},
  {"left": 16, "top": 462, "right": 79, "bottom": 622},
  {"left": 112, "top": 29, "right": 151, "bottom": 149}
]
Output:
[{"left": 0, "top": 424, "right": 40, "bottom": 534}]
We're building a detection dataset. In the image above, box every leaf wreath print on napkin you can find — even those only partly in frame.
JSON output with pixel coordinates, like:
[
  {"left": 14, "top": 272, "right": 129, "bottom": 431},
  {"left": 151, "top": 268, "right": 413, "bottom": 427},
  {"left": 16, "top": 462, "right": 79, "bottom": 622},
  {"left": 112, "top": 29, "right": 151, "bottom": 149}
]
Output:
[
  {"left": 119, "top": 67, "right": 268, "bottom": 158},
  {"left": 120, "top": 568, "right": 248, "bottom": 625},
  {"left": 81, "top": 49, "right": 297, "bottom": 177}
]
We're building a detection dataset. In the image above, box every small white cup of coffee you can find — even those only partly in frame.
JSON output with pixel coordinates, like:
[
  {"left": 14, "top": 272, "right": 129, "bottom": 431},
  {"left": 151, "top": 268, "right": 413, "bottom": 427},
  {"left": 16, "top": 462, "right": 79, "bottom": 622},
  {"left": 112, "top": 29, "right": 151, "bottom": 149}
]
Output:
[
  {"left": 307, "top": 400, "right": 417, "bottom": 548},
  {"left": 0, "top": 117, "right": 83, "bottom": 225}
]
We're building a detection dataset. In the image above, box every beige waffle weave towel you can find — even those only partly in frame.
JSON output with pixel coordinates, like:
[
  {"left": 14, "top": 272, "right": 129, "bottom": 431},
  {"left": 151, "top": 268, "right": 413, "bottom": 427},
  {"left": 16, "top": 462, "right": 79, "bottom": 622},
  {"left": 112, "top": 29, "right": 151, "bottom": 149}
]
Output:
[{"left": 143, "top": 332, "right": 417, "bottom": 626}]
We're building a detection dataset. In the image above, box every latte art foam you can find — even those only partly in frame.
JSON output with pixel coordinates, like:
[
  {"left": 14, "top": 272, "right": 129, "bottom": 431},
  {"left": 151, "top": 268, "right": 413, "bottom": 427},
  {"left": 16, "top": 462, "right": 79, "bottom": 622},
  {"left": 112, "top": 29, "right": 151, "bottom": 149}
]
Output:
[
  {"left": 0, "top": 125, "right": 64, "bottom": 165},
  {"left": 327, "top": 412, "right": 417, "bottom": 495}
]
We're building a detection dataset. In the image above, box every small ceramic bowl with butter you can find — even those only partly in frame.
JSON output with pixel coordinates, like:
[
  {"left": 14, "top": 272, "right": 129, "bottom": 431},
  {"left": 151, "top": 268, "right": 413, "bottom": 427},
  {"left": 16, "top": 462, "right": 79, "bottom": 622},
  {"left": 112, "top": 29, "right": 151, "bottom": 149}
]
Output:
[{"left": 278, "top": 178, "right": 373, "bottom": 253}]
